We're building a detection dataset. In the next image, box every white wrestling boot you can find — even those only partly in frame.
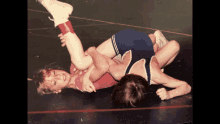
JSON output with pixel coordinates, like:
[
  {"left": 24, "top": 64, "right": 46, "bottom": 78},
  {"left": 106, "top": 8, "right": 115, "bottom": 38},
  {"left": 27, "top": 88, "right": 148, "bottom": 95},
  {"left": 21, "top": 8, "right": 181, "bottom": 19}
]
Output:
[
  {"left": 39, "top": 0, "right": 73, "bottom": 27},
  {"left": 154, "top": 30, "right": 169, "bottom": 48}
]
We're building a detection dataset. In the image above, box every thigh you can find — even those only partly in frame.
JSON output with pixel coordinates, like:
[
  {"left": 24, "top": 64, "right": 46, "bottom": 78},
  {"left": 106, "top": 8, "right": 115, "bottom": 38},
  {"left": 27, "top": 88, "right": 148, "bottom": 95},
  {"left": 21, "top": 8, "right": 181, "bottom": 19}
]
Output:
[
  {"left": 96, "top": 38, "right": 117, "bottom": 58},
  {"left": 154, "top": 40, "right": 180, "bottom": 68}
]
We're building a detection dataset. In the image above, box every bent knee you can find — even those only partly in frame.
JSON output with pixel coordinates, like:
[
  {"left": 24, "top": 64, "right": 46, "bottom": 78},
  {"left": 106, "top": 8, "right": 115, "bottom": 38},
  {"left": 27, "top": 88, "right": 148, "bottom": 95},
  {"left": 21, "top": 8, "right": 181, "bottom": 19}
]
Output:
[{"left": 170, "top": 40, "right": 180, "bottom": 52}]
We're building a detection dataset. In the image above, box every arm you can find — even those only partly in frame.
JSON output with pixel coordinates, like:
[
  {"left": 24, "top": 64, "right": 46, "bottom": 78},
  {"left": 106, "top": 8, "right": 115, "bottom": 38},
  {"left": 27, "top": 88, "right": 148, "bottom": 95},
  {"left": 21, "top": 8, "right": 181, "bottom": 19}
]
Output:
[
  {"left": 166, "top": 81, "right": 191, "bottom": 99},
  {"left": 81, "top": 46, "right": 111, "bottom": 92},
  {"left": 107, "top": 50, "right": 132, "bottom": 81},
  {"left": 156, "top": 73, "right": 192, "bottom": 99},
  {"left": 59, "top": 34, "right": 116, "bottom": 70},
  {"left": 59, "top": 33, "right": 93, "bottom": 70},
  {"left": 86, "top": 47, "right": 110, "bottom": 82},
  {"left": 150, "top": 56, "right": 191, "bottom": 100},
  {"left": 81, "top": 64, "right": 96, "bottom": 92},
  {"left": 81, "top": 46, "right": 118, "bottom": 92}
]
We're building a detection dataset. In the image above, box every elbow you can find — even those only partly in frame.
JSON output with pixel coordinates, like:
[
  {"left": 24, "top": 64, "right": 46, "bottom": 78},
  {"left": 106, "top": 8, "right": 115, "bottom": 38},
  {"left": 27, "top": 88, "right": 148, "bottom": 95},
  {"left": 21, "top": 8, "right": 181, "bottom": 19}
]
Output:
[
  {"left": 183, "top": 82, "right": 192, "bottom": 94},
  {"left": 71, "top": 59, "right": 88, "bottom": 70},
  {"left": 187, "top": 84, "right": 192, "bottom": 93},
  {"left": 112, "top": 72, "right": 123, "bottom": 81}
]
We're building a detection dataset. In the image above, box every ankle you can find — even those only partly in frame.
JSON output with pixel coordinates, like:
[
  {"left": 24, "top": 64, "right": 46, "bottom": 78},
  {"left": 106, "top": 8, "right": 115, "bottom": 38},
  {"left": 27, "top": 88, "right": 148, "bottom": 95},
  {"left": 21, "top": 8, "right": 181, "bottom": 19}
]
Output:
[{"left": 58, "top": 21, "right": 75, "bottom": 35}]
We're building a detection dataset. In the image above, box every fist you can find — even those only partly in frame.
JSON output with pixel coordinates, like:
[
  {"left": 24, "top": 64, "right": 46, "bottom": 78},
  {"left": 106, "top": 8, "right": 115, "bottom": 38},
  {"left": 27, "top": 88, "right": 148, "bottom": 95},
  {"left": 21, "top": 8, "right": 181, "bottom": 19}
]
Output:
[{"left": 156, "top": 88, "right": 170, "bottom": 100}]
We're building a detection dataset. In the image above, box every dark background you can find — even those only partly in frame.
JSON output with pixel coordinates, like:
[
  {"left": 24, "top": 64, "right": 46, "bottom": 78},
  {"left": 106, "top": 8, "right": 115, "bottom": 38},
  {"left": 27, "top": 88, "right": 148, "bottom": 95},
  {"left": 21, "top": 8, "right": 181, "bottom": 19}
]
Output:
[{"left": 28, "top": 0, "right": 193, "bottom": 123}]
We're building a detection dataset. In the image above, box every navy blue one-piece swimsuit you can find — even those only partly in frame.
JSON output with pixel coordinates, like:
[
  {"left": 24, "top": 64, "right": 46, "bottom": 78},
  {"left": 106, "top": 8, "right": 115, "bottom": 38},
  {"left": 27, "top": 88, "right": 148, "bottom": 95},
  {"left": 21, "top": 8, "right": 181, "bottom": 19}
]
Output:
[{"left": 111, "top": 29, "right": 155, "bottom": 84}]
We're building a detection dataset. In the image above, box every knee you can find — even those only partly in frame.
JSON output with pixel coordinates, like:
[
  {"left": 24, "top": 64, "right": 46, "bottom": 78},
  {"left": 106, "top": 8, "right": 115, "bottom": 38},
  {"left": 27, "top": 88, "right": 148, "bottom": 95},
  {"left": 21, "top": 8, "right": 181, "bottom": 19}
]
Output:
[
  {"left": 111, "top": 71, "right": 123, "bottom": 81},
  {"left": 72, "top": 61, "right": 87, "bottom": 70},
  {"left": 170, "top": 40, "right": 180, "bottom": 52}
]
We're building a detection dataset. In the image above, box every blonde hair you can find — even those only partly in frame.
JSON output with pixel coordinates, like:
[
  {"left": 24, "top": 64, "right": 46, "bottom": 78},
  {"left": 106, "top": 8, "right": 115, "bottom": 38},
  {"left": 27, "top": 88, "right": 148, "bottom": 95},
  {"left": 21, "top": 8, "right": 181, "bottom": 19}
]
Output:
[{"left": 33, "top": 64, "right": 64, "bottom": 95}]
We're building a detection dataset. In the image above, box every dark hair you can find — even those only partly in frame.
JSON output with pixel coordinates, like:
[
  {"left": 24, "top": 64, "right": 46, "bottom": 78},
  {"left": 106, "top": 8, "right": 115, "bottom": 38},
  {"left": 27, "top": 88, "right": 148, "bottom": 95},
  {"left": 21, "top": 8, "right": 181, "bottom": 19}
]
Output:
[
  {"left": 32, "top": 63, "right": 64, "bottom": 95},
  {"left": 112, "top": 74, "right": 149, "bottom": 108}
]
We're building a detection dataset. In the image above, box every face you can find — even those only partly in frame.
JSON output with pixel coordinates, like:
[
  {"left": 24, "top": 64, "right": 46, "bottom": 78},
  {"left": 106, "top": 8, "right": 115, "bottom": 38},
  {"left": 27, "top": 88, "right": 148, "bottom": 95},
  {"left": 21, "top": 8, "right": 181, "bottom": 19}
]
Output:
[{"left": 43, "top": 69, "right": 71, "bottom": 93}]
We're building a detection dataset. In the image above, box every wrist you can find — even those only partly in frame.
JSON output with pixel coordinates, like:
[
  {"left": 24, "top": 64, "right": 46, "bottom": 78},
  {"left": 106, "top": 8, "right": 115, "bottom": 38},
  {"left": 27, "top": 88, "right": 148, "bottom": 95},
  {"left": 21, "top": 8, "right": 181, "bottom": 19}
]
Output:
[{"left": 167, "top": 91, "right": 173, "bottom": 99}]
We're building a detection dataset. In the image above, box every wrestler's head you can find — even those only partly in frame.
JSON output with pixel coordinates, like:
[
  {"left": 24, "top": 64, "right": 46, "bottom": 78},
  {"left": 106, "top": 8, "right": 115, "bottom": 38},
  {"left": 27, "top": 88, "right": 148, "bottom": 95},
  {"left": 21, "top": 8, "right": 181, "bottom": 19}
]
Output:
[
  {"left": 112, "top": 74, "right": 149, "bottom": 108},
  {"left": 33, "top": 65, "right": 71, "bottom": 95}
]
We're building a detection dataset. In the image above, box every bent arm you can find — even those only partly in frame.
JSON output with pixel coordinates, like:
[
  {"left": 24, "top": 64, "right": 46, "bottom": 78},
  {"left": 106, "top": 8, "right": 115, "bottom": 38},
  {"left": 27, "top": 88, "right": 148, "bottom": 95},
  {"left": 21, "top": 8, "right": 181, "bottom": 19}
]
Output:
[
  {"left": 150, "top": 57, "right": 191, "bottom": 99},
  {"left": 165, "top": 81, "right": 191, "bottom": 99},
  {"left": 62, "top": 33, "right": 116, "bottom": 70},
  {"left": 157, "top": 74, "right": 191, "bottom": 99},
  {"left": 64, "top": 32, "right": 93, "bottom": 70},
  {"left": 87, "top": 47, "right": 110, "bottom": 82}
]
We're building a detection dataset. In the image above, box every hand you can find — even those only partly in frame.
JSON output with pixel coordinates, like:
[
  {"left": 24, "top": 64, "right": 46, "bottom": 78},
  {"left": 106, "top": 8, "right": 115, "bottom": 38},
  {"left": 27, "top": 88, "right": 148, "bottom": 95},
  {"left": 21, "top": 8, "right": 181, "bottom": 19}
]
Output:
[
  {"left": 156, "top": 88, "right": 170, "bottom": 100},
  {"left": 58, "top": 33, "right": 67, "bottom": 47},
  {"left": 81, "top": 76, "right": 96, "bottom": 93}
]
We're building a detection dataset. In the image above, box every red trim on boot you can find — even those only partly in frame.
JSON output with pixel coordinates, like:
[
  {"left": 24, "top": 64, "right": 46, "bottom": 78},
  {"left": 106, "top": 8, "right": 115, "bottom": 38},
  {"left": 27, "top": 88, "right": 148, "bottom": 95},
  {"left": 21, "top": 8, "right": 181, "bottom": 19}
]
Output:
[{"left": 58, "top": 21, "right": 75, "bottom": 35}]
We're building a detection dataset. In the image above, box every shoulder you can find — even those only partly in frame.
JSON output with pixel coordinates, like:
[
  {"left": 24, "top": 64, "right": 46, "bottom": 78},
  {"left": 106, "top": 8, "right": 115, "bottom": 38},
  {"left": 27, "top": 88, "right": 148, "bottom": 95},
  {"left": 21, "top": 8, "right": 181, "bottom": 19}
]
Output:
[
  {"left": 128, "top": 56, "right": 159, "bottom": 84},
  {"left": 128, "top": 59, "right": 148, "bottom": 81},
  {"left": 108, "top": 50, "right": 132, "bottom": 80}
]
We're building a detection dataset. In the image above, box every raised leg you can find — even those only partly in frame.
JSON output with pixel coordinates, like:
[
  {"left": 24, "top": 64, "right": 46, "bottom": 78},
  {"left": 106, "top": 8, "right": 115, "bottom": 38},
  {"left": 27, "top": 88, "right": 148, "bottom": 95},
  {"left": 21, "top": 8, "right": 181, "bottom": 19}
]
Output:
[
  {"left": 38, "top": 0, "right": 92, "bottom": 70},
  {"left": 38, "top": 0, "right": 73, "bottom": 27},
  {"left": 154, "top": 40, "right": 180, "bottom": 68},
  {"left": 96, "top": 38, "right": 117, "bottom": 58}
]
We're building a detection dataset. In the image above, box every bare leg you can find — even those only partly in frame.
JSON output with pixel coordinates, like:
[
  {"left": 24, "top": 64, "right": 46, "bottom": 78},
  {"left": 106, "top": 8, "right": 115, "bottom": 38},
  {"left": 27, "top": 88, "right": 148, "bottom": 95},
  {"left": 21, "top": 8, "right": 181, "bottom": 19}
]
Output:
[
  {"left": 64, "top": 32, "right": 93, "bottom": 70},
  {"left": 149, "top": 32, "right": 177, "bottom": 68},
  {"left": 38, "top": 0, "right": 93, "bottom": 70},
  {"left": 96, "top": 38, "right": 117, "bottom": 58},
  {"left": 164, "top": 52, "right": 178, "bottom": 67},
  {"left": 154, "top": 40, "right": 180, "bottom": 68},
  {"left": 39, "top": 0, "right": 116, "bottom": 70}
]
